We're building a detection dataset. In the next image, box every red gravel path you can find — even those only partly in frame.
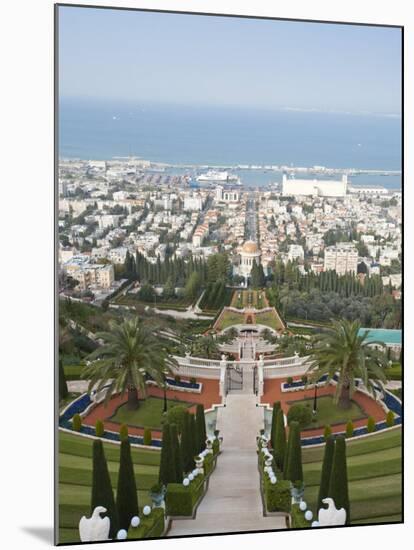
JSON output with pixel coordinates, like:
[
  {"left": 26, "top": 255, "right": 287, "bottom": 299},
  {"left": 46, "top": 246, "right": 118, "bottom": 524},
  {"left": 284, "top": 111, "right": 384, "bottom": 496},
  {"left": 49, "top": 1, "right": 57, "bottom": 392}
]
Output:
[
  {"left": 82, "top": 378, "right": 221, "bottom": 439},
  {"left": 261, "top": 377, "right": 387, "bottom": 437}
]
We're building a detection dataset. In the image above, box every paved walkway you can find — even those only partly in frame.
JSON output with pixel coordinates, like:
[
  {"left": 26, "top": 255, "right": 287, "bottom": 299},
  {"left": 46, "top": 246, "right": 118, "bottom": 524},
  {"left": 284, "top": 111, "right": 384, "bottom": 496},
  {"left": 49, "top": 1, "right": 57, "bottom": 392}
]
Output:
[{"left": 167, "top": 388, "right": 286, "bottom": 536}]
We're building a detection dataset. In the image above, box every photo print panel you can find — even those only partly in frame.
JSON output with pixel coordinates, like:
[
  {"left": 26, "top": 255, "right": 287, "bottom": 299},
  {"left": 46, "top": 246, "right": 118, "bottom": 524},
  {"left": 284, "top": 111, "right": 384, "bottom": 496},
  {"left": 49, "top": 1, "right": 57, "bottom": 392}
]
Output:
[{"left": 55, "top": 3, "right": 403, "bottom": 544}]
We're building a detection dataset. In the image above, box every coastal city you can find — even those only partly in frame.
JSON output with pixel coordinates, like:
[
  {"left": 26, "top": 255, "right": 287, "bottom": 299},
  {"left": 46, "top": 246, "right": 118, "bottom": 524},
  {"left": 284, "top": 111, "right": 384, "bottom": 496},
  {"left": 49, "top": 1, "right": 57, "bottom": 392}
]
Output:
[{"left": 58, "top": 158, "right": 402, "bottom": 310}]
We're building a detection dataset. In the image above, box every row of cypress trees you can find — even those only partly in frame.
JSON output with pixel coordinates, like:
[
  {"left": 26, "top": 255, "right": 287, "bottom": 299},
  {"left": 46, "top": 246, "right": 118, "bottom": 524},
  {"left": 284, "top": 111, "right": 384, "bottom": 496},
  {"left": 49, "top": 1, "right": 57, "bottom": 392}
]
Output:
[
  {"left": 270, "top": 402, "right": 350, "bottom": 522},
  {"left": 270, "top": 401, "right": 303, "bottom": 484},
  {"left": 317, "top": 435, "right": 350, "bottom": 523},
  {"left": 90, "top": 439, "right": 138, "bottom": 537},
  {"left": 159, "top": 404, "right": 207, "bottom": 486}
]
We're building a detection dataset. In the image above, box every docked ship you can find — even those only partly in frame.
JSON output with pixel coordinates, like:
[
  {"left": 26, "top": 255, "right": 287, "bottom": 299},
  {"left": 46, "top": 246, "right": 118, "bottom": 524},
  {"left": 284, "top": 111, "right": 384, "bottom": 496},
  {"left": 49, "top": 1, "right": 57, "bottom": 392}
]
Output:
[{"left": 196, "top": 170, "right": 241, "bottom": 185}]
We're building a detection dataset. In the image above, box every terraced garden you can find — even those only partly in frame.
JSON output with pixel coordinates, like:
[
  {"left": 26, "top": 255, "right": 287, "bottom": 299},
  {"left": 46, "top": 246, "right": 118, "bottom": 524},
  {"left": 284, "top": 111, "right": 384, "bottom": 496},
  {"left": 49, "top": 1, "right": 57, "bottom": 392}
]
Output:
[
  {"left": 58, "top": 431, "right": 160, "bottom": 544},
  {"left": 302, "top": 427, "right": 402, "bottom": 524}
]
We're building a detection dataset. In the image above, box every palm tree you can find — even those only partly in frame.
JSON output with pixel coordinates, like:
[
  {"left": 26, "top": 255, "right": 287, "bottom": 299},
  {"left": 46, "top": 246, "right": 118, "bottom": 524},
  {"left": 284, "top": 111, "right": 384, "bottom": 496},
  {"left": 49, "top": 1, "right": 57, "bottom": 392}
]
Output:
[
  {"left": 83, "top": 318, "right": 177, "bottom": 410},
  {"left": 307, "top": 319, "right": 388, "bottom": 410},
  {"left": 193, "top": 335, "right": 219, "bottom": 359}
]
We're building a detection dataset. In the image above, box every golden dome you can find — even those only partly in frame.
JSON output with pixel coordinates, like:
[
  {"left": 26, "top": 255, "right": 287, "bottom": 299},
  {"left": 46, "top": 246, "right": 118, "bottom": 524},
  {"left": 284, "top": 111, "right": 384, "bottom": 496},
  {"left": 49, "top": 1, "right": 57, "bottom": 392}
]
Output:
[{"left": 242, "top": 241, "right": 260, "bottom": 254}]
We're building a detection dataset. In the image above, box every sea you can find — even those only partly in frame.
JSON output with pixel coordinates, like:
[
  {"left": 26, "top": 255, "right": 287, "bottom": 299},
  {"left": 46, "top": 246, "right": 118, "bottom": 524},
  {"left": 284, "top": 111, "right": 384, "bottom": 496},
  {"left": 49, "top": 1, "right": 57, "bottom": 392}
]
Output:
[{"left": 59, "top": 98, "right": 402, "bottom": 189}]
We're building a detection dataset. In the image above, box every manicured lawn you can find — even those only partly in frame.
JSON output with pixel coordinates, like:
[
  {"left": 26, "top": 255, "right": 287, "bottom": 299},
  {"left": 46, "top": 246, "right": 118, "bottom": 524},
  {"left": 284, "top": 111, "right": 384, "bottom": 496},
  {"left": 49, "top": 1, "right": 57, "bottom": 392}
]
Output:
[
  {"left": 289, "top": 395, "right": 367, "bottom": 429},
  {"left": 385, "top": 362, "right": 402, "bottom": 381},
  {"left": 255, "top": 310, "right": 281, "bottom": 330},
  {"left": 109, "top": 396, "right": 194, "bottom": 430},
  {"left": 301, "top": 426, "right": 402, "bottom": 524},
  {"left": 63, "top": 364, "right": 83, "bottom": 380},
  {"left": 58, "top": 431, "right": 160, "bottom": 544},
  {"left": 216, "top": 310, "right": 245, "bottom": 330}
]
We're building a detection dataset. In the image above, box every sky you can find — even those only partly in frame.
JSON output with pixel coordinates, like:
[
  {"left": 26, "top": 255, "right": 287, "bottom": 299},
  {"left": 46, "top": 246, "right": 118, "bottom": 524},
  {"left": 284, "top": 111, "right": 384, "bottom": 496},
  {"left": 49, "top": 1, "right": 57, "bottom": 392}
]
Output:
[{"left": 58, "top": 6, "right": 402, "bottom": 116}]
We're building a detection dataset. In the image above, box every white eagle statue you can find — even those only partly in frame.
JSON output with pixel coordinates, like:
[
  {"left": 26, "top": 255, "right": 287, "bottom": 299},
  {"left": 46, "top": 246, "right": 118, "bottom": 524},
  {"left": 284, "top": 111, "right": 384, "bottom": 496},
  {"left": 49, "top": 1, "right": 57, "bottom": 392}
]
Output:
[
  {"left": 317, "top": 498, "right": 346, "bottom": 526},
  {"left": 79, "top": 506, "right": 111, "bottom": 542}
]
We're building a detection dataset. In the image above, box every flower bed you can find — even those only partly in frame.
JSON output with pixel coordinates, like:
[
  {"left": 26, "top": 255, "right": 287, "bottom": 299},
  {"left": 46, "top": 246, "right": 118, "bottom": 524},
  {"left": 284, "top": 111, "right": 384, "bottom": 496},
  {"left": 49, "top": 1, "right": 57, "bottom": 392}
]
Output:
[
  {"left": 301, "top": 388, "right": 402, "bottom": 446},
  {"left": 127, "top": 508, "right": 165, "bottom": 539},
  {"left": 59, "top": 394, "right": 162, "bottom": 447},
  {"left": 146, "top": 374, "right": 202, "bottom": 394}
]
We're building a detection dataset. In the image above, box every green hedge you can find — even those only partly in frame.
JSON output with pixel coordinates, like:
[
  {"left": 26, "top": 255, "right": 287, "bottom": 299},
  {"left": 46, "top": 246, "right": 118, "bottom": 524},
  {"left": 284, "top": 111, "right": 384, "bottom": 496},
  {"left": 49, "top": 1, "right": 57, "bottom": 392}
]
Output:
[
  {"left": 290, "top": 503, "right": 311, "bottom": 529},
  {"left": 212, "top": 439, "right": 220, "bottom": 456},
  {"left": 203, "top": 453, "right": 215, "bottom": 476},
  {"left": 263, "top": 478, "right": 291, "bottom": 513},
  {"left": 166, "top": 474, "right": 205, "bottom": 516},
  {"left": 127, "top": 508, "right": 165, "bottom": 539}
]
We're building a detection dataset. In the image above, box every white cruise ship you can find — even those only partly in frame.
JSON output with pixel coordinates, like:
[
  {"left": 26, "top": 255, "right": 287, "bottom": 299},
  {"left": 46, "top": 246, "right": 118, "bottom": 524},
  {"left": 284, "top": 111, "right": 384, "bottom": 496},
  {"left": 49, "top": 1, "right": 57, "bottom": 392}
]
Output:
[{"left": 196, "top": 170, "right": 230, "bottom": 182}]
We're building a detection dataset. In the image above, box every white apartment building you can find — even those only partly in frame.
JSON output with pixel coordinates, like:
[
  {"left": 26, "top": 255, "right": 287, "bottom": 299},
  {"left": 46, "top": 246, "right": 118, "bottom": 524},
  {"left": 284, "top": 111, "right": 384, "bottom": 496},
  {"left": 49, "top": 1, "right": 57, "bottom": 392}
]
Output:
[
  {"left": 64, "top": 257, "right": 115, "bottom": 290},
  {"left": 288, "top": 244, "right": 305, "bottom": 262},
  {"left": 98, "top": 215, "right": 121, "bottom": 229},
  {"left": 324, "top": 243, "right": 358, "bottom": 274},
  {"left": 215, "top": 186, "right": 240, "bottom": 203},
  {"left": 282, "top": 174, "right": 348, "bottom": 197},
  {"left": 184, "top": 194, "right": 204, "bottom": 211}
]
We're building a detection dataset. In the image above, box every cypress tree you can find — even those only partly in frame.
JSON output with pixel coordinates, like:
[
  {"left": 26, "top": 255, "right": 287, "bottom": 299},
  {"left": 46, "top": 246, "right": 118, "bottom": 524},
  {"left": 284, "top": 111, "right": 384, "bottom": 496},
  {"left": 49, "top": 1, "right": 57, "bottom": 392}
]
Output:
[
  {"left": 273, "top": 408, "right": 287, "bottom": 472},
  {"left": 328, "top": 436, "right": 350, "bottom": 524},
  {"left": 195, "top": 404, "right": 207, "bottom": 454},
  {"left": 159, "top": 422, "right": 175, "bottom": 486},
  {"left": 59, "top": 359, "right": 68, "bottom": 400},
  {"left": 284, "top": 421, "right": 303, "bottom": 484},
  {"left": 116, "top": 440, "right": 139, "bottom": 530},
  {"left": 170, "top": 423, "right": 183, "bottom": 483},
  {"left": 181, "top": 411, "right": 193, "bottom": 473},
  {"left": 270, "top": 401, "right": 281, "bottom": 449},
  {"left": 316, "top": 435, "right": 335, "bottom": 513},
  {"left": 91, "top": 439, "right": 119, "bottom": 538},
  {"left": 189, "top": 413, "right": 198, "bottom": 461}
]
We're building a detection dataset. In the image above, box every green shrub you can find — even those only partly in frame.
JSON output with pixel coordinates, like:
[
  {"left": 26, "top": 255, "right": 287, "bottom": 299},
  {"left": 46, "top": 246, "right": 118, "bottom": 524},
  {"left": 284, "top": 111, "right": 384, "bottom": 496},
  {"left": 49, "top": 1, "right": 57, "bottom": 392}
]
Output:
[
  {"left": 323, "top": 425, "right": 332, "bottom": 440},
  {"left": 287, "top": 404, "right": 312, "bottom": 429},
  {"left": 174, "top": 374, "right": 181, "bottom": 383},
  {"left": 190, "top": 377, "right": 197, "bottom": 385},
  {"left": 301, "top": 375, "right": 308, "bottom": 384},
  {"left": 203, "top": 453, "right": 215, "bottom": 476},
  {"left": 166, "top": 474, "right": 205, "bottom": 516},
  {"left": 72, "top": 413, "right": 82, "bottom": 432},
  {"left": 386, "top": 410, "right": 395, "bottom": 427},
  {"left": 290, "top": 503, "right": 311, "bottom": 528},
  {"left": 95, "top": 419, "right": 104, "bottom": 437},
  {"left": 263, "top": 478, "right": 291, "bottom": 513},
  {"left": 212, "top": 438, "right": 220, "bottom": 456},
  {"left": 166, "top": 405, "right": 188, "bottom": 435},
  {"left": 367, "top": 416, "right": 376, "bottom": 433},
  {"left": 286, "top": 376, "right": 293, "bottom": 385},
  {"left": 128, "top": 507, "right": 165, "bottom": 539},
  {"left": 345, "top": 420, "right": 354, "bottom": 438},
  {"left": 119, "top": 423, "right": 129, "bottom": 442},
  {"left": 143, "top": 428, "right": 152, "bottom": 446}
]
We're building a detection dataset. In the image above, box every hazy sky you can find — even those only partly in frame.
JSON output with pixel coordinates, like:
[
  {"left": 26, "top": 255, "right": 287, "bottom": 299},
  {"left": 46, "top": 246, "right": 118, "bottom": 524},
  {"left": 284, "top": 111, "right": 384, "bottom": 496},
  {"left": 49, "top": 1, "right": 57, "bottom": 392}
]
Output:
[{"left": 58, "top": 6, "right": 402, "bottom": 115}]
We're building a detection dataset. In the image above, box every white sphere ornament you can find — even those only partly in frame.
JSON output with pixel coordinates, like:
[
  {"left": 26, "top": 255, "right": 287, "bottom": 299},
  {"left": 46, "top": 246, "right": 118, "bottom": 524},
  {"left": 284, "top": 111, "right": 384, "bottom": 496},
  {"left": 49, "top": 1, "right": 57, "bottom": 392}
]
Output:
[
  {"left": 270, "top": 476, "right": 277, "bottom": 484},
  {"left": 299, "top": 501, "right": 307, "bottom": 511},
  {"left": 305, "top": 510, "right": 313, "bottom": 521},
  {"left": 188, "top": 473, "right": 194, "bottom": 481},
  {"left": 117, "top": 529, "right": 127, "bottom": 540},
  {"left": 130, "top": 516, "right": 140, "bottom": 528},
  {"left": 183, "top": 478, "right": 190, "bottom": 487},
  {"left": 311, "top": 521, "right": 319, "bottom": 528},
  {"left": 143, "top": 505, "right": 151, "bottom": 516}
]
